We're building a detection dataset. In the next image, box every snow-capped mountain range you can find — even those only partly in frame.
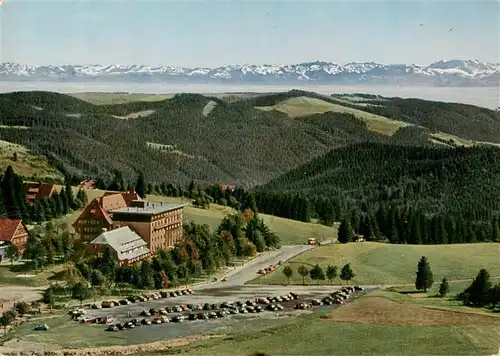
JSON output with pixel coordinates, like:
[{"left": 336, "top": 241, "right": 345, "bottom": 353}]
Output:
[{"left": 1, "top": 59, "right": 498, "bottom": 86}]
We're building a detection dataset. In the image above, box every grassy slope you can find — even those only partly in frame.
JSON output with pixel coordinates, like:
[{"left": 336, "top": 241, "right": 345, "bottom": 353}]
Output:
[
  {"left": 252, "top": 242, "right": 500, "bottom": 286},
  {"left": 255, "top": 96, "right": 411, "bottom": 136},
  {"left": 69, "top": 92, "right": 172, "bottom": 105},
  {"left": 5, "top": 287, "right": 498, "bottom": 354},
  {"left": 180, "top": 288, "right": 500, "bottom": 356},
  {"left": 0, "top": 140, "right": 63, "bottom": 180}
]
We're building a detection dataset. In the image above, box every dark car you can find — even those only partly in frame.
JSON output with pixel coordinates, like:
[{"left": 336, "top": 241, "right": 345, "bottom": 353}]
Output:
[
  {"left": 203, "top": 303, "right": 212, "bottom": 310},
  {"left": 115, "top": 323, "right": 125, "bottom": 330},
  {"left": 105, "top": 325, "right": 119, "bottom": 332},
  {"left": 189, "top": 313, "right": 198, "bottom": 321},
  {"left": 216, "top": 310, "right": 226, "bottom": 318},
  {"left": 166, "top": 307, "right": 174, "bottom": 313},
  {"left": 141, "top": 318, "right": 152, "bottom": 325},
  {"left": 149, "top": 308, "right": 157, "bottom": 315},
  {"left": 197, "top": 312, "right": 209, "bottom": 320},
  {"left": 208, "top": 312, "right": 218, "bottom": 319}
]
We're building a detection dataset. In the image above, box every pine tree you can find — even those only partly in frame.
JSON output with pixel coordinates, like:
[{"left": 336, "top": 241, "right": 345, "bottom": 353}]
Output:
[
  {"left": 136, "top": 172, "right": 146, "bottom": 198},
  {"left": 64, "top": 180, "right": 76, "bottom": 209},
  {"left": 415, "top": 256, "right": 434, "bottom": 292},
  {"left": 340, "top": 263, "right": 355, "bottom": 285},
  {"left": 408, "top": 214, "right": 421, "bottom": 244},
  {"left": 439, "top": 278, "right": 450, "bottom": 297},
  {"left": 326, "top": 265, "right": 338, "bottom": 285},
  {"left": 461, "top": 269, "right": 492, "bottom": 307},
  {"left": 490, "top": 216, "right": 500, "bottom": 242},
  {"left": 337, "top": 218, "right": 354, "bottom": 243},
  {"left": 60, "top": 187, "right": 69, "bottom": 215},
  {"left": 1, "top": 166, "right": 21, "bottom": 219}
]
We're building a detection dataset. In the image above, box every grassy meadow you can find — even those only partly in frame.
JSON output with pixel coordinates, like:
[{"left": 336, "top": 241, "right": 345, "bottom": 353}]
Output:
[
  {"left": 255, "top": 96, "right": 411, "bottom": 136},
  {"left": 251, "top": 242, "right": 500, "bottom": 286},
  {"left": 69, "top": 92, "right": 172, "bottom": 105},
  {"left": 0, "top": 140, "right": 63, "bottom": 180},
  {"left": 158, "top": 288, "right": 500, "bottom": 356}
]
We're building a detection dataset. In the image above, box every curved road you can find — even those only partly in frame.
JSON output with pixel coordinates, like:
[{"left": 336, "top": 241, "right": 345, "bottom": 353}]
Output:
[{"left": 197, "top": 245, "right": 314, "bottom": 289}]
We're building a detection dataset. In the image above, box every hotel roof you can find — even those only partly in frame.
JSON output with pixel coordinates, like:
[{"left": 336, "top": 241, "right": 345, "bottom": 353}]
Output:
[{"left": 110, "top": 202, "right": 186, "bottom": 216}]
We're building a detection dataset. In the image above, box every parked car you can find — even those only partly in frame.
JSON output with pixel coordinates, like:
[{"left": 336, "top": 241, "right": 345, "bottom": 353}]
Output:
[
  {"left": 158, "top": 308, "right": 168, "bottom": 315},
  {"left": 105, "top": 325, "right": 119, "bottom": 332},
  {"left": 141, "top": 318, "right": 152, "bottom": 325},
  {"left": 197, "top": 312, "right": 209, "bottom": 320},
  {"left": 140, "top": 310, "right": 151, "bottom": 316},
  {"left": 160, "top": 291, "right": 170, "bottom": 298},
  {"left": 189, "top": 313, "right": 198, "bottom": 321},
  {"left": 149, "top": 308, "right": 158, "bottom": 315},
  {"left": 208, "top": 312, "right": 218, "bottom": 319},
  {"left": 119, "top": 299, "right": 131, "bottom": 305},
  {"left": 354, "top": 285, "right": 364, "bottom": 291},
  {"left": 101, "top": 301, "right": 114, "bottom": 308},
  {"left": 172, "top": 314, "right": 185, "bottom": 322}
]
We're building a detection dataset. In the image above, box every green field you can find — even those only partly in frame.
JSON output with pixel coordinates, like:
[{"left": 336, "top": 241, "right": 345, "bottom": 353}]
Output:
[
  {"left": 69, "top": 92, "right": 172, "bottom": 105},
  {"left": 251, "top": 242, "right": 500, "bottom": 286},
  {"left": 255, "top": 96, "right": 411, "bottom": 136},
  {"left": 0, "top": 140, "right": 63, "bottom": 180},
  {"left": 165, "top": 289, "right": 500, "bottom": 356},
  {"left": 3, "top": 284, "right": 500, "bottom": 355}
]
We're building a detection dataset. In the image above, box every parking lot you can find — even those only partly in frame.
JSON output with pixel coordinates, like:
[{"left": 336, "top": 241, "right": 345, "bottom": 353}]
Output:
[{"left": 75, "top": 285, "right": 370, "bottom": 336}]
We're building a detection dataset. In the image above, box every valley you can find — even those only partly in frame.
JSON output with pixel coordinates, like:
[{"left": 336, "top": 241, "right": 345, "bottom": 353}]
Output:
[{"left": 0, "top": 89, "right": 499, "bottom": 356}]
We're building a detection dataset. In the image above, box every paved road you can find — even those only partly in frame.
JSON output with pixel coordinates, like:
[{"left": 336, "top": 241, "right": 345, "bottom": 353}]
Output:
[{"left": 198, "top": 245, "right": 314, "bottom": 289}]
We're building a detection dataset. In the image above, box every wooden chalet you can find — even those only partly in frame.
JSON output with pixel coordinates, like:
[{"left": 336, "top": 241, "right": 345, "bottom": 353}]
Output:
[
  {"left": 0, "top": 219, "right": 29, "bottom": 254},
  {"left": 24, "top": 182, "right": 56, "bottom": 204}
]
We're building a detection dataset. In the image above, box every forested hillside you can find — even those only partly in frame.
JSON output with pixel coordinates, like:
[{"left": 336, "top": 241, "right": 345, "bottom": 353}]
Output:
[
  {"left": 258, "top": 143, "right": 500, "bottom": 244},
  {"left": 0, "top": 90, "right": 498, "bottom": 188}
]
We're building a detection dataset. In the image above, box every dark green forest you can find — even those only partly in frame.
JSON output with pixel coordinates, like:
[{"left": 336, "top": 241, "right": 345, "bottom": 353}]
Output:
[
  {"left": 0, "top": 166, "right": 87, "bottom": 223},
  {"left": 1, "top": 90, "right": 499, "bottom": 187}
]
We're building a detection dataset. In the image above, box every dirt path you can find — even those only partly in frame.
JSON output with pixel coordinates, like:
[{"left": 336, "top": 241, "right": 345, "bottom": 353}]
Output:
[
  {"left": 0, "top": 286, "right": 47, "bottom": 313},
  {"left": 0, "top": 334, "right": 223, "bottom": 356}
]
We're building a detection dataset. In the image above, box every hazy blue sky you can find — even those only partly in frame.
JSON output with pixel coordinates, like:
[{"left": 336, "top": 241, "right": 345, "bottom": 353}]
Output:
[{"left": 1, "top": 0, "right": 498, "bottom": 67}]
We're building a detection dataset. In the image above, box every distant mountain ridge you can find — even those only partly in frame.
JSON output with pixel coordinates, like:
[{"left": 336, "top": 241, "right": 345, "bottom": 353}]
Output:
[{"left": 1, "top": 59, "right": 499, "bottom": 86}]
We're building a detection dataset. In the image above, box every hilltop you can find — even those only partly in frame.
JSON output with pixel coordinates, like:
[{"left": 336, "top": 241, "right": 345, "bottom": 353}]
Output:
[{"left": 0, "top": 90, "right": 499, "bottom": 187}]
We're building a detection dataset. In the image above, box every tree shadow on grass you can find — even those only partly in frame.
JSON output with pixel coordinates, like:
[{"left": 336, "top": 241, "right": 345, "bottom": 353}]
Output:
[{"left": 397, "top": 290, "right": 421, "bottom": 295}]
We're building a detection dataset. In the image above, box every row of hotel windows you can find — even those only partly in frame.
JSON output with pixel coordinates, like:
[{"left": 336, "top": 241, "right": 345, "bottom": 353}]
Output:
[
  {"left": 152, "top": 217, "right": 181, "bottom": 227},
  {"left": 83, "top": 227, "right": 105, "bottom": 233}
]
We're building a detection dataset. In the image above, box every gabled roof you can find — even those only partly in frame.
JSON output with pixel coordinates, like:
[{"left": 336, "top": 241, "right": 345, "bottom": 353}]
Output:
[
  {"left": 103, "top": 188, "right": 142, "bottom": 207},
  {"left": 23, "top": 182, "right": 56, "bottom": 200},
  {"left": 0, "top": 219, "right": 26, "bottom": 242},
  {"left": 90, "top": 226, "right": 150, "bottom": 261},
  {"left": 72, "top": 198, "right": 113, "bottom": 229},
  {"left": 99, "top": 193, "right": 128, "bottom": 212}
]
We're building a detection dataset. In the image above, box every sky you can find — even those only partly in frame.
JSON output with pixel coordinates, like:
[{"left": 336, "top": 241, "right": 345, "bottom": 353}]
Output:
[{"left": 0, "top": 0, "right": 499, "bottom": 67}]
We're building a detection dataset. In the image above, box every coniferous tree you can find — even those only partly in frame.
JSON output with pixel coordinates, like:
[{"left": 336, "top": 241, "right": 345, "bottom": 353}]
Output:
[
  {"left": 439, "top": 278, "right": 450, "bottom": 297},
  {"left": 340, "top": 263, "right": 355, "bottom": 285},
  {"left": 136, "top": 172, "right": 146, "bottom": 198},
  {"left": 2, "top": 166, "right": 21, "bottom": 219},
  {"left": 415, "top": 256, "right": 434, "bottom": 292},
  {"left": 326, "top": 265, "right": 338, "bottom": 285},
  {"left": 337, "top": 218, "right": 354, "bottom": 244},
  {"left": 459, "top": 269, "right": 492, "bottom": 307}
]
